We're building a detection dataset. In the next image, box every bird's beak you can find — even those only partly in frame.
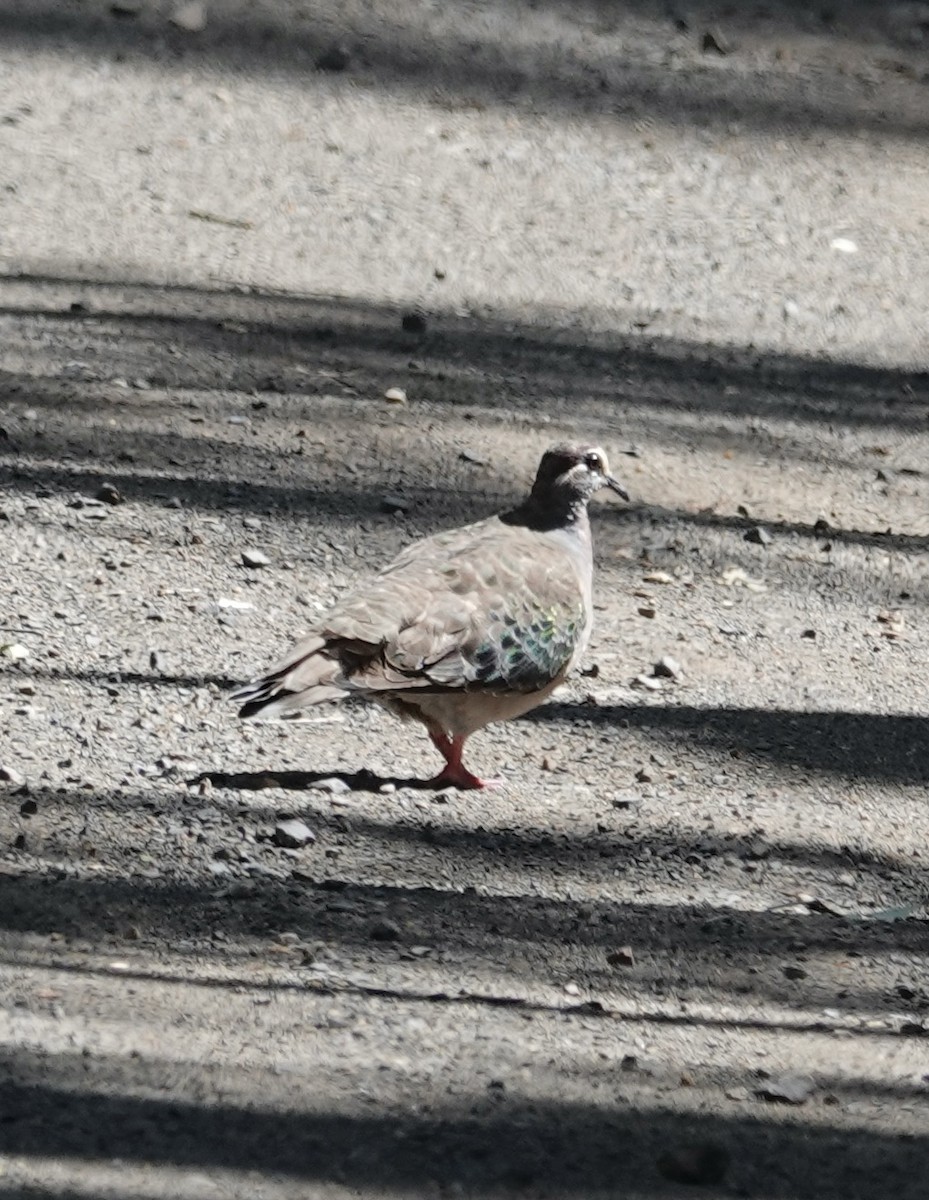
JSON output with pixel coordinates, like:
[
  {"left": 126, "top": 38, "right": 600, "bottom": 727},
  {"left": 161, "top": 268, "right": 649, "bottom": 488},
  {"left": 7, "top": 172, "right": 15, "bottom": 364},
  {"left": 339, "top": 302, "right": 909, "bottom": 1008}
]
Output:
[{"left": 604, "top": 475, "right": 630, "bottom": 502}]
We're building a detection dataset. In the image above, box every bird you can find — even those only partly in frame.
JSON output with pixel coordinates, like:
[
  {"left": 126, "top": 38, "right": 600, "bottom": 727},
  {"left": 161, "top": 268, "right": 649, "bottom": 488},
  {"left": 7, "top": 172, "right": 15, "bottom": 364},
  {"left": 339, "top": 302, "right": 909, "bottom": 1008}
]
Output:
[{"left": 231, "top": 443, "right": 629, "bottom": 789}]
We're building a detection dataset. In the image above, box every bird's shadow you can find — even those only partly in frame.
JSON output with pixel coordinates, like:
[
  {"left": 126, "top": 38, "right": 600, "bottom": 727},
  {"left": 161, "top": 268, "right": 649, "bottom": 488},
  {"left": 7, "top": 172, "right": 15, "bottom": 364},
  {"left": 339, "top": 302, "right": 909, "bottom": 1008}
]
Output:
[{"left": 193, "top": 769, "right": 445, "bottom": 794}]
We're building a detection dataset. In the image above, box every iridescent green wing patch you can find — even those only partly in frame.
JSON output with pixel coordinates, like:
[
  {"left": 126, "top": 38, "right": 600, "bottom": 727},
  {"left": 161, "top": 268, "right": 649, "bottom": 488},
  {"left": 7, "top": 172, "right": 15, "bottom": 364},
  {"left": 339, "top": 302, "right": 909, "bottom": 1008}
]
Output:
[{"left": 470, "top": 604, "right": 583, "bottom": 690}]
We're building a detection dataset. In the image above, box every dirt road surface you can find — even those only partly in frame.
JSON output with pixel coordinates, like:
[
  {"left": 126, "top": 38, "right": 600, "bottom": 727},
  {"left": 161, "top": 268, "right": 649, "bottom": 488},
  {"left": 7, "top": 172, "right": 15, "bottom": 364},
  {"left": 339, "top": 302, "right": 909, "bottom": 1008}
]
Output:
[{"left": 2, "top": 2, "right": 929, "bottom": 1197}]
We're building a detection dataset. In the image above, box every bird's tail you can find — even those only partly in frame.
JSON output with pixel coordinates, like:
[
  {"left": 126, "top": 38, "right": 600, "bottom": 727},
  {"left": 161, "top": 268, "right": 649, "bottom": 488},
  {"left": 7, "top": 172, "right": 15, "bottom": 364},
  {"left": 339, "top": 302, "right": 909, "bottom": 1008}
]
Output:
[{"left": 231, "top": 635, "right": 348, "bottom": 720}]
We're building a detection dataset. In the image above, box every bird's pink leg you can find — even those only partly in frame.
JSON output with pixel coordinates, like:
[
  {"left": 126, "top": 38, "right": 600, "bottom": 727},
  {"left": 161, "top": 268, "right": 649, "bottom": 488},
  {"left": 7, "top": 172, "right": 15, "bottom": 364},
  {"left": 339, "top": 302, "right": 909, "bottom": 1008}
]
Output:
[{"left": 426, "top": 732, "right": 503, "bottom": 790}]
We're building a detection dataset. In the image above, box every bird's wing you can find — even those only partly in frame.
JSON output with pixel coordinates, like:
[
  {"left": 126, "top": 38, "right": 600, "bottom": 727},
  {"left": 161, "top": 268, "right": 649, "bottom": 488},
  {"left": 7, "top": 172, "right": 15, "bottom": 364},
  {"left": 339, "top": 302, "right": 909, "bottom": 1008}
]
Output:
[{"left": 322, "top": 518, "right": 589, "bottom": 694}]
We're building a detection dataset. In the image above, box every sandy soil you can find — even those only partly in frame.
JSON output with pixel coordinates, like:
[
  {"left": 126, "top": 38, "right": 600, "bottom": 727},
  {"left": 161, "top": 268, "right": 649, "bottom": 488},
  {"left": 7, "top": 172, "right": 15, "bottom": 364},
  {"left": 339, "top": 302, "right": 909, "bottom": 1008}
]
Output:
[{"left": 1, "top": 2, "right": 929, "bottom": 1197}]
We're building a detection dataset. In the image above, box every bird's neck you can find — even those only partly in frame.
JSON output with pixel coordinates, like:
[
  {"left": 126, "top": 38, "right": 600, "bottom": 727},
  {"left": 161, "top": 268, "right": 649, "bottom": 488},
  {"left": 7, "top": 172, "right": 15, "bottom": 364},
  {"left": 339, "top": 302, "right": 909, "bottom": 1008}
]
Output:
[{"left": 503, "top": 492, "right": 591, "bottom": 535}]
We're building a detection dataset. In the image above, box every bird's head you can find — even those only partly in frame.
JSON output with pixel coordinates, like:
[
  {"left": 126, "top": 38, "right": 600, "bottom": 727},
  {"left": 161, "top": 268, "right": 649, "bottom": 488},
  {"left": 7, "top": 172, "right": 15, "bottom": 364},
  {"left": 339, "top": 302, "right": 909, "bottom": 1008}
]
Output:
[{"left": 531, "top": 443, "right": 630, "bottom": 506}]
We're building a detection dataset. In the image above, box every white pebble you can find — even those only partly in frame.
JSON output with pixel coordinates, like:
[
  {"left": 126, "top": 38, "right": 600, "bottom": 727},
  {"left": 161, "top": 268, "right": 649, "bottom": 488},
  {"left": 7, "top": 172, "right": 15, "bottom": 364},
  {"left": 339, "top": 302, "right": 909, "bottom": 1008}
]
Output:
[{"left": 170, "top": 1, "right": 207, "bottom": 32}]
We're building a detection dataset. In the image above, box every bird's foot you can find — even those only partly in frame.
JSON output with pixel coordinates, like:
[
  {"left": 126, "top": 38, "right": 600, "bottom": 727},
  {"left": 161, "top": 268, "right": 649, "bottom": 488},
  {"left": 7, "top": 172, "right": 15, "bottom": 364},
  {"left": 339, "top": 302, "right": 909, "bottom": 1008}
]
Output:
[
  {"left": 425, "top": 765, "right": 505, "bottom": 791},
  {"left": 424, "top": 731, "right": 504, "bottom": 790}
]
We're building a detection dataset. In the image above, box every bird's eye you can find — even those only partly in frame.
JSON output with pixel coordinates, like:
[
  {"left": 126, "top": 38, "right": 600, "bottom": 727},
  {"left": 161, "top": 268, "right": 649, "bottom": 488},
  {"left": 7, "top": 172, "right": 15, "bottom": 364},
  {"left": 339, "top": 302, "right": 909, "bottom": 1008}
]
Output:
[{"left": 585, "top": 452, "right": 603, "bottom": 472}]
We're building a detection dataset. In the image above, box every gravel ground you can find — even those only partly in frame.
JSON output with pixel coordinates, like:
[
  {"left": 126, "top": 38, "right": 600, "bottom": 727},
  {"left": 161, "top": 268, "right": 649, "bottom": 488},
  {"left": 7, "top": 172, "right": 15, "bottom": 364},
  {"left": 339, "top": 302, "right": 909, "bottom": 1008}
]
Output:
[{"left": 2, "top": 2, "right": 929, "bottom": 1198}]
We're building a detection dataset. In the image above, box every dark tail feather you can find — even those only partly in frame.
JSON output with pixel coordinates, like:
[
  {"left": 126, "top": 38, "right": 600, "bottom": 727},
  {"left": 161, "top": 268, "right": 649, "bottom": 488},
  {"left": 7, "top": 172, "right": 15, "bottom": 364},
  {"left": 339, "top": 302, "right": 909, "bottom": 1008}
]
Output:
[
  {"left": 231, "top": 635, "right": 347, "bottom": 720},
  {"left": 230, "top": 670, "right": 290, "bottom": 719},
  {"left": 231, "top": 673, "right": 346, "bottom": 721},
  {"left": 236, "top": 694, "right": 282, "bottom": 720}
]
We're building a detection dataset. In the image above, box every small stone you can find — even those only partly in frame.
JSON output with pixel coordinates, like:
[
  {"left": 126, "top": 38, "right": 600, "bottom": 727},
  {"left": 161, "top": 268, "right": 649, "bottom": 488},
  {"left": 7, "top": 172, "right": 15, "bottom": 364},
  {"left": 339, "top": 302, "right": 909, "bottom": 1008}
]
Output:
[
  {"left": 719, "top": 565, "right": 767, "bottom": 592},
  {"left": 401, "top": 311, "right": 427, "bottom": 334},
  {"left": 217, "top": 597, "right": 254, "bottom": 611},
  {"left": 19, "top": 798, "right": 37, "bottom": 816},
  {"left": 757, "top": 1073, "right": 814, "bottom": 1105},
  {"left": 459, "top": 449, "right": 487, "bottom": 465},
  {"left": 0, "top": 766, "right": 25, "bottom": 785},
  {"left": 876, "top": 608, "right": 906, "bottom": 640},
  {"left": 632, "top": 674, "right": 662, "bottom": 691},
  {"left": 381, "top": 495, "right": 409, "bottom": 514},
  {"left": 241, "top": 548, "right": 270, "bottom": 568},
  {"left": 242, "top": 517, "right": 262, "bottom": 531},
  {"left": 783, "top": 964, "right": 807, "bottom": 981},
  {"left": 1, "top": 643, "right": 29, "bottom": 661},
  {"left": 315, "top": 44, "right": 351, "bottom": 71},
  {"left": 744, "top": 526, "right": 772, "bottom": 545},
  {"left": 384, "top": 387, "right": 407, "bottom": 404},
  {"left": 170, "top": 1, "right": 207, "bottom": 32},
  {"left": 701, "top": 28, "right": 730, "bottom": 55},
  {"left": 95, "top": 483, "right": 123, "bottom": 505},
  {"left": 637, "top": 606, "right": 657, "bottom": 619},
  {"left": 658, "top": 1141, "right": 730, "bottom": 1186},
  {"left": 309, "top": 776, "right": 350, "bottom": 794},
  {"left": 607, "top": 946, "right": 635, "bottom": 967},
  {"left": 830, "top": 237, "right": 858, "bottom": 254},
  {"left": 155, "top": 756, "right": 198, "bottom": 778},
  {"left": 653, "top": 655, "right": 683, "bottom": 679},
  {"left": 273, "top": 819, "right": 316, "bottom": 849},
  {"left": 370, "top": 919, "right": 401, "bottom": 942}
]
